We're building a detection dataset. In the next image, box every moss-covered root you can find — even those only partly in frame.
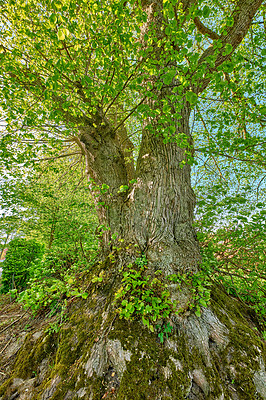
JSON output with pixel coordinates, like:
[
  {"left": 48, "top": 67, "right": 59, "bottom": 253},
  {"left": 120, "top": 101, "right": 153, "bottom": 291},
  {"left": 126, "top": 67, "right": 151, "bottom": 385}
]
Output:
[{"left": 0, "top": 286, "right": 265, "bottom": 400}]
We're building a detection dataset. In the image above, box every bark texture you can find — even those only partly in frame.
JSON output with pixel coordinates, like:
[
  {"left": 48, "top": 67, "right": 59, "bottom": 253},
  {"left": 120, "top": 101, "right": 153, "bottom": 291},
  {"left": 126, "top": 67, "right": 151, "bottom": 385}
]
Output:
[{"left": 77, "top": 106, "right": 201, "bottom": 272}]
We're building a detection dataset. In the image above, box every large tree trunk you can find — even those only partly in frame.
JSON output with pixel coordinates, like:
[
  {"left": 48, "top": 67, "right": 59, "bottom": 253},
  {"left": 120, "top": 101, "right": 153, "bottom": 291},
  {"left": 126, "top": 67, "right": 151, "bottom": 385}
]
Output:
[
  {"left": 78, "top": 104, "right": 201, "bottom": 273},
  {"left": 78, "top": 110, "right": 201, "bottom": 275},
  {"left": 1, "top": 1, "right": 265, "bottom": 399},
  {"left": 125, "top": 105, "right": 200, "bottom": 272}
]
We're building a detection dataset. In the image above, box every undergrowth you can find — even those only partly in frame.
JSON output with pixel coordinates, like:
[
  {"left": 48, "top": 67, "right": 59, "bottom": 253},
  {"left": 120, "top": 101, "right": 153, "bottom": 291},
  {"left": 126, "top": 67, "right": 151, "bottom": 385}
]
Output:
[
  {"left": 112, "top": 255, "right": 212, "bottom": 341},
  {"left": 198, "top": 230, "right": 266, "bottom": 338},
  {"left": 1, "top": 223, "right": 265, "bottom": 342}
]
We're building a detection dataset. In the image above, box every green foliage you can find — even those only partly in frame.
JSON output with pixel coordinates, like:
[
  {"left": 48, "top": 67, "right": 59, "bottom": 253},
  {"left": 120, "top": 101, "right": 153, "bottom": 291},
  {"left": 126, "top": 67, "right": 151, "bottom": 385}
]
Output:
[
  {"left": 167, "top": 269, "right": 212, "bottom": 317},
  {"left": 198, "top": 223, "right": 266, "bottom": 328},
  {"left": 20, "top": 163, "right": 98, "bottom": 253},
  {"left": 0, "top": 157, "right": 99, "bottom": 314},
  {"left": 193, "top": 129, "right": 266, "bottom": 329},
  {"left": 157, "top": 322, "right": 173, "bottom": 344},
  {"left": 117, "top": 185, "right": 129, "bottom": 194},
  {"left": 114, "top": 255, "right": 212, "bottom": 339},
  {"left": 115, "top": 256, "right": 174, "bottom": 333},
  {"left": 17, "top": 274, "right": 89, "bottom": 313},
  {"left": 1, "top": 238, "right": 44, "bottom": 293},
  {"left": 1, "top": 157, "right": 99, "bottom": 265},
  {"left": 15, "top": 245, "right": 93, "bottom": 313},
  {"left": 1, "top": 0, "right": 265, "bottom": 165}
]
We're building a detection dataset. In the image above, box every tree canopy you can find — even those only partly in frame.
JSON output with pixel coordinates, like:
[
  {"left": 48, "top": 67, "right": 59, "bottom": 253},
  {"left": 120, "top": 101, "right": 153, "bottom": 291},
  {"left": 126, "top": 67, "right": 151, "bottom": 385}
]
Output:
[{"left": 0, "top": 0, "right": 265, "bottom": 173}]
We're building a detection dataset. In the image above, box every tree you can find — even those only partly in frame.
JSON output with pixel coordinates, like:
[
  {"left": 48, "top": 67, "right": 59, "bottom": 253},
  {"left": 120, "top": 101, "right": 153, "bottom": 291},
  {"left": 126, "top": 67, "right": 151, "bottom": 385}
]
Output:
[
  {"left": 1, "top": 237, "right": 44, "bottom": 292},
  {"left": 0, "top": 156, "right": 98, "bottom": 260},
  {"left": 0, "top": 0, "right": 265, "bottom": 399},
  {"left": 17, "top": 158, "right": 98, "bottom": 256}
]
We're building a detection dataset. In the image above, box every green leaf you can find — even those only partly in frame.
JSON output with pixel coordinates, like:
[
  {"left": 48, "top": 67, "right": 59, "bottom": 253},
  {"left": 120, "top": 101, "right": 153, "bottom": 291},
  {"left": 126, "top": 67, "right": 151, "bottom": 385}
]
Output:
[
  {"left": 186, "top": 91, "right": 197, "bottom": 105},
  {"left": 199, "top": 299, "right": 207, "bottom": 307},
  {"left": 226, "top": 17, "right": 234, "bottom": 27},
  {"left": 195, "top": 305, "right": 201, "bottom": 317},
  {"left": 49, "top": 13, "right": 57, "bottom": 24},
  {"left": 202, "top": 6, "right": 211, "bottom": 18},
  {"left": 260, "top": 106, "right": 266, "bottom": 115},
  {"left": 142, "top": 316, "right": 149, "bottom": 326},
  {"left": 162, "top": 70, "right": 176, "bottom": 85},
  {"left": 222, "top": 44, "right": 233, "bottom": 56},
  {"left": 158, "top": 332, "right": 164, "bottom": 343},
  {"left": 118, "top": 185, "right": 129, "bottom": 193},
  {"left": 57, "top": 29, "right": 65, "bottom": 41}
]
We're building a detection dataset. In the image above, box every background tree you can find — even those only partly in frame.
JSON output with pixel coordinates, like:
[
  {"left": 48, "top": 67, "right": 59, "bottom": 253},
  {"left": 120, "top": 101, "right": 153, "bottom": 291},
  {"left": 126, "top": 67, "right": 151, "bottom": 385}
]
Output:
[
  {"left": 19, "top": 158, "right": 98, "bottom": 255},
  {"left": 1, "top": 237, "right": 44, "bottom": 292},
  {"left": 0, "top": 0, "right": 265, "bottom": 399}
]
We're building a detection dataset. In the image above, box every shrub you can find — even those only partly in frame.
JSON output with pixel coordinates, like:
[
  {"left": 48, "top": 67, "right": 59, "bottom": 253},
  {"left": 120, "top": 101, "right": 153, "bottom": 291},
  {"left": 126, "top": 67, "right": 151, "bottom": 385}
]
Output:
[{"left": 1, "top": 238, "right": 44, "bottom": 293}]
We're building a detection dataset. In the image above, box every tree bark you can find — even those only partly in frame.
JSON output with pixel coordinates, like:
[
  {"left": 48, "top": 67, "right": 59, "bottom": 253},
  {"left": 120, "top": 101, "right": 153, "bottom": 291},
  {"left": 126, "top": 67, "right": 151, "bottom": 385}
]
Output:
[{"left": 77, "top": 99, "right": 201, "bottom": 272}]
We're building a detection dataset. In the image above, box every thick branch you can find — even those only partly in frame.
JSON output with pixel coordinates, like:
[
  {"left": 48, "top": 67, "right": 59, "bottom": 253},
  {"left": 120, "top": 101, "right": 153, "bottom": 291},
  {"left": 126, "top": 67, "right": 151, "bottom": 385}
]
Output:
[
  {"left": 194, "top": 17, "right": 220, "bottom": 40},
  {"left": 196, "top": 0, "right": 263, "bottom": 93},
  {"left": 108, "top": 106, "right": 135, "bottom": 181}
]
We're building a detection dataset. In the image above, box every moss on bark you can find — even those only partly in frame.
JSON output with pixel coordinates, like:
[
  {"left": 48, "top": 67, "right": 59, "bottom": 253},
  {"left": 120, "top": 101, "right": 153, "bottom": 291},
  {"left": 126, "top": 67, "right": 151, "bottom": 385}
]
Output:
[{"left": 0, "top": 278, "right": 265, "bottom": 400}]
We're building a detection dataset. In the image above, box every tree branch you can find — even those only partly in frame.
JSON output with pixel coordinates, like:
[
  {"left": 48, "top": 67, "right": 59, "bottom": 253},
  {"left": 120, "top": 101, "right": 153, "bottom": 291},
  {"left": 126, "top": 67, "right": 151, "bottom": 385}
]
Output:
[
  {"left": 196, "top": 0, "right": 263, "bottom": 93},
  {"left": 33, "top": 152, "right": 81, "bottom": 162},
  {"left": 194, "top": 17, "right": 220, "bottom": 40}
]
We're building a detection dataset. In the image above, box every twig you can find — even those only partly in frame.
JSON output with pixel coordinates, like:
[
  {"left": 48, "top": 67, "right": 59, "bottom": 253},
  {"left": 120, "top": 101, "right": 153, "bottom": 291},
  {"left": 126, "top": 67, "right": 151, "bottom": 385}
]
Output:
[
  {"left": 0, "top": 337, "right": 13, "bottom": 355},
  {"left": 0, "top": 299, "right": 16, "bottom": 315},
  {"left": 0, "top": 312, "right": 28, "bottom": 334},
  {"left": 34, "top": 152, "right": 81, "bottom": 162},
  {"left": 113, "top": 96, "right": 147, "bottom": 134},
  {"left": 104, "top": 314, "right": 117, "bottom": 338}
]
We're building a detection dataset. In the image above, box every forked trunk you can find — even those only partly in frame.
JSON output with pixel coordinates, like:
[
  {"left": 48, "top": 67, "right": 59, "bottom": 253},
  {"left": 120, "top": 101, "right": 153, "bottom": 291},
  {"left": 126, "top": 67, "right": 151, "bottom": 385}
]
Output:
[
  {"left": 79, "top": 99, "right": 201, "bottom": 273},
  {"left": 1, "top": 111, "right": 265, "bottom": 400}
]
